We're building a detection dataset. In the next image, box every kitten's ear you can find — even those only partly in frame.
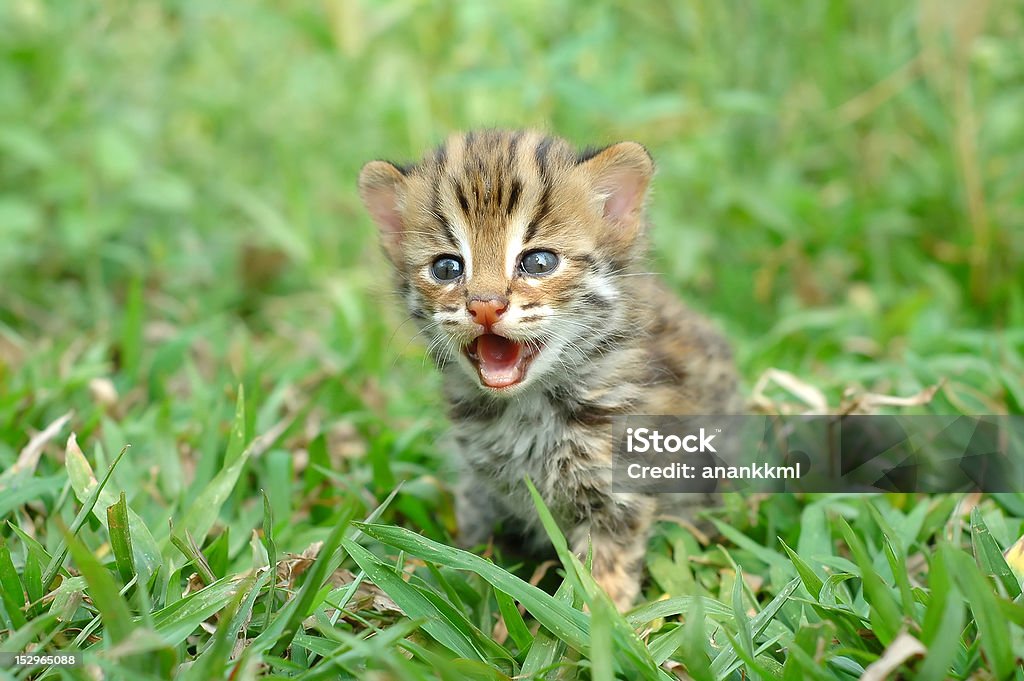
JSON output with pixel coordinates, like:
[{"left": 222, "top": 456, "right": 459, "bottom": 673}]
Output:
[
  {"left": 358, "top": 160, "right": 408, "bottom": 257},
  {"left": 579, "top": 142, "right": 654, "bottom": 226}
]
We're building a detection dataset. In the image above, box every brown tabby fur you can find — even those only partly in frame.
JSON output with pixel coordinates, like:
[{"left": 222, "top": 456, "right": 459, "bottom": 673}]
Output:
[{"left": 359, "top": 129, "right": 740, "bottom": 609}]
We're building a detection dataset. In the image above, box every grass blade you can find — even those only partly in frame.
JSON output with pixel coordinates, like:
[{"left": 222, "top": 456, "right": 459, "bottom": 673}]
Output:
[
  {"left": 0, "top": 612, "right": 58, "bottom": 654},
  {"left": 42, "top": 440, "right": 131, "bottom": 590},
  {"left": 681, "top": 597, "right": 714, "bottom": 681},
  {"left": 522, "top": 479, "right": 668, "bottom": 681},
  {"left": 648, "top": 622, "right": 689, "bottom": 666},
  {"left": 107, "top": 491, "right": 137, "bottom": 586},
  {"left": 180, "top": 409, "right": 293, "bottom": 546},
  {"left": 64, "top": 435, "right": 160, "bottom": 582},
  {"left": 5, "top": 521, "right": 53, "bottom": 573},
  {"left": 917, "top": 555, "right": 965, "bottom": 681},
  {"left": 268, "top": 501, "right": 358, "bottom": 657},
  {"left": 225, "top": 385, "right": 247, "bottom": 466},
  {"left": 345, "top": 539, "right": 485, "bottom": 660},
  {"left": 494, "top": 587, "right": 532, "bottom": 652},
  {"left": 837, "top": 516, "right": 902, "bottom": 645},
  {"left": 731, "top": 567, "right": 757, "bottom": 678},
  {"left": 169, "top": 529, "right": 216, "bottom": 585},
  {"left": 0, "top": 475, "right": 64, "bottom": 518},
  {"left": 261, "top": 488, "right": 278, "bottom": 629},
  {"left": 779, "top": 538, "right": 823, "bottom": 598},
  {"left": 520, "top": 577, "right": 573, "bottom": 677},
  {"left": 180, "top": 571, "right": 259, "bottom": 681},
  {"left": 589, "top": 596, "right": 615, "bottom": 681},
  {"left": 64, "top": 530, "right": 134, "bottom": 644},
  {"left": 627, "top": 596, "right": 734, "bottom": 625},
  {"left": 357, "top": 522, "right": 590, "bottom": 651},
  {"left": 971, "top": 507, "right": 1022, "bottom": 598},
  {"left": 149, "top": 575, "right": 247, "bottom": 646},
  {"left": 22, "top": 551, "right": 42, "bottom": 618},
  {"left": 0, "top": 535, "right": 28, "bottom": 629},
  {"left": 944, "top": 544, "right": 1015, "bottom": 678}
]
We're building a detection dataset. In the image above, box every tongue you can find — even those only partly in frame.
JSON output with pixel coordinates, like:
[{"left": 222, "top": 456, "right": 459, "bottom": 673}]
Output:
[{"left": 476, "top": 334, "right": 524, "bottom": 388}]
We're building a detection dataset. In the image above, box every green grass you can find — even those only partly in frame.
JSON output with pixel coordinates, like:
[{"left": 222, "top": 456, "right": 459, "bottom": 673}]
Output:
[{"left": 2, "top": 0, "right": 1024, "bottom": 679}]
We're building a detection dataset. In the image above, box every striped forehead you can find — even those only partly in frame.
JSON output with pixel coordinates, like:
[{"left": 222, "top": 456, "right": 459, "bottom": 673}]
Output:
[
  {"left": 440, "top": 131, "right": 548, "bottom": 214},
  {"left": 430, "top": 131, "right": 561, "bottom": 278}
]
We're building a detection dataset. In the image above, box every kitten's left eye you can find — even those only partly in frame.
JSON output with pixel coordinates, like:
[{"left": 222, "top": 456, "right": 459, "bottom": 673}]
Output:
[{"left": 520, "top": 250, "right": 559, "bottom": 276}]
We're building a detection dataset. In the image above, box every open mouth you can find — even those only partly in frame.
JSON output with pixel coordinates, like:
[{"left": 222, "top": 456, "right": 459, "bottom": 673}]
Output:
[{"left": 464, "top": 334, "right": 541, "bottom": 389}]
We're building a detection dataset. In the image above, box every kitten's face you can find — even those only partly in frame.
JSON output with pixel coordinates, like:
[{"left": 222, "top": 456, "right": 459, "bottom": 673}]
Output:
[{"left": 359, "top": 130, "right": 653, "bottom": 394}]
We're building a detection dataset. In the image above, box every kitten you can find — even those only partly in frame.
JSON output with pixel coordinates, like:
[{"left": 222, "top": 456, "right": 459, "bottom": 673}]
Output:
[{"left": 358, "top": 129, "right": 740, "bottom": 609}]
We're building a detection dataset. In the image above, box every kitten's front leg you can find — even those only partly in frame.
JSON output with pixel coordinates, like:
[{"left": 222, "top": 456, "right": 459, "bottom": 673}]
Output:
[
  {"left": 570, "top": 494, "right": 655, "bottom": 611},
  {"left": 454, "top": 471, "right": 504, "bottom": 548}
]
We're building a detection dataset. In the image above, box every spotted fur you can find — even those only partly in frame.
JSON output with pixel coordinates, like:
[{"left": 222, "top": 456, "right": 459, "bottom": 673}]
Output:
[{"left": 359, "top": 129, "right": 741, "bottom": 609}]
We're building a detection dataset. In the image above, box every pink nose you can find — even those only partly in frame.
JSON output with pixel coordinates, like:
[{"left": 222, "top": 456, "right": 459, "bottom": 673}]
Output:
[{"left": 467, "top": 297, "right": 508, "bottom": 330}]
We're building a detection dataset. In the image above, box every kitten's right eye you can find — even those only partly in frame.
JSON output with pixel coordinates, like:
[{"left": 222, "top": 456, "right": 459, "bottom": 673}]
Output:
[{"left": 430, "top": 255, "right": 464, "bottom": 281}]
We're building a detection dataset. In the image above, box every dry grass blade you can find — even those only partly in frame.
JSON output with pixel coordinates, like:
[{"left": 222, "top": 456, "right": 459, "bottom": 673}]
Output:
[
  {"left": 860, "top": 632, "right": 926, "bottom": 681},
  {"left": 750, "top": 369, "right": 829, "bottom": 414},
  {"left": 839, "top": 382, "right": 941, "bottom": 414},
  {"left": 751, "top": 368, "right": 941, "bottom": 416},
  {"left": 6, "top": 410, "right": 74, "bottom": 478}
]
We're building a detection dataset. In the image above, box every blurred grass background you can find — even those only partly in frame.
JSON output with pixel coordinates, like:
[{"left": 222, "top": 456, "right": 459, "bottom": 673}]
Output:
[
  {"left": 2, "top": 1, "right": 1024, "bottom": 677},
  {"left": 2, "top": 0, "right": 1023, "bottom": 545},
  {"left": 2, "top": 0, "right": 1022, "bottom": 423}
]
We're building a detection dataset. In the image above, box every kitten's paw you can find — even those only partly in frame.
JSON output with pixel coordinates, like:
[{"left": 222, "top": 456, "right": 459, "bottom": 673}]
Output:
[
  {"left": 592, "top": 567, "right": 640, "bottom": 612},
  {"left": 454, "top": 521, "right": 491, "bottom": 549},
  {"left": 454, "top": 480, "right": 501, "bottom": 549}
]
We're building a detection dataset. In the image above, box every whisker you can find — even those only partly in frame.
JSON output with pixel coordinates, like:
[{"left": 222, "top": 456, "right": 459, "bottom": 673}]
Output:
[{"left": 390, "top": 318, "right": 449, "bottom": 370}]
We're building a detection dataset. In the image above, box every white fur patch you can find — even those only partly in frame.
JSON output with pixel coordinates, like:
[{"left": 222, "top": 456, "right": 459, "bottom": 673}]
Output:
[
  {"left": 448, "top": 211, "right": 474, "bottom": 280},
  {"left": 505, "top": 216, "right": 529, "bottom": 279}
]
